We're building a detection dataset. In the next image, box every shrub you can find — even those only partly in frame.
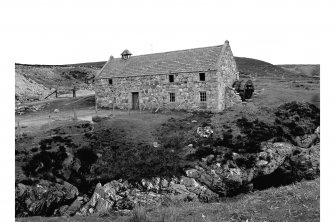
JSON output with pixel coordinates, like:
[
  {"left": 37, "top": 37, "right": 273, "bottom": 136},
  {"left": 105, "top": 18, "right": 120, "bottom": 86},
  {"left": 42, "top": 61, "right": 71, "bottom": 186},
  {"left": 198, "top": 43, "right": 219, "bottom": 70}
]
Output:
[{"left": 275, "top": 101, "right": 320, "bottom": 137}]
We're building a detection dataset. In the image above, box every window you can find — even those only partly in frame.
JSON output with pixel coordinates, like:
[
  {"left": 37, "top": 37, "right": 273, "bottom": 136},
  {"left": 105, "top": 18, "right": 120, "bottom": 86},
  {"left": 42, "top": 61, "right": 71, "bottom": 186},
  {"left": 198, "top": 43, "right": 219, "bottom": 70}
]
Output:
[
  {"left": 108, "top": 79, "right": 113, "bottom": 84},
  {"left": 199, "top": 73, "right": 205, "bottom": 81},
  {"left": 169, "top": 93, "right": 175, "bottom": 102},
  {"left": 200, "top": 91, "right": 207, "bottom": 102},
  {"left": 169, "top": 75, "right": 174, "bottom": 82}
]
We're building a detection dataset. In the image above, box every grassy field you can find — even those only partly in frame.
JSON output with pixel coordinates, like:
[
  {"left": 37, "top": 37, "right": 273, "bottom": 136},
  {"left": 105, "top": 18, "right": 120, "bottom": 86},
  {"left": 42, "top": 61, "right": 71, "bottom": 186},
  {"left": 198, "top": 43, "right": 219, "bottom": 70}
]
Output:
[
  {"left": 250, "top": 77, "right": 319, "bottom": 109},
  {"left": 15, "top": 178, "right": 320, "bottom": 222}
]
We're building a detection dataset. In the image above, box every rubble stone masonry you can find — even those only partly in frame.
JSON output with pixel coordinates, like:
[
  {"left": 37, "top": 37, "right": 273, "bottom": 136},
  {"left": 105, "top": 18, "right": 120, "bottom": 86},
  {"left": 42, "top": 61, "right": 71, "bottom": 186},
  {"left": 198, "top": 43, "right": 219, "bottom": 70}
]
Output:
[{"left": 94, "top": 41, "right": 240, "bottom": 112}]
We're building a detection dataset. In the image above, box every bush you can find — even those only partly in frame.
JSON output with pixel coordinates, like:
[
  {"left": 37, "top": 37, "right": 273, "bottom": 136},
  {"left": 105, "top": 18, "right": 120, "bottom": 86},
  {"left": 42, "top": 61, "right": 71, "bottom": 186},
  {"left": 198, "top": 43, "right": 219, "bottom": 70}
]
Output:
[{"left": 275, "top": 101, "right": 320, "bottom": 137}]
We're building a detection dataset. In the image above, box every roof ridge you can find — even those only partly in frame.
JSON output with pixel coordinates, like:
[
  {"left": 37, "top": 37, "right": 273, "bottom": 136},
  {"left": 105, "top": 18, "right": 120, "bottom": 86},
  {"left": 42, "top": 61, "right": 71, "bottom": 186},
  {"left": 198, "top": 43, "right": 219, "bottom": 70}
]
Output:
[{"left": 114, "top": 44, "right": 224, "bottom": 59}]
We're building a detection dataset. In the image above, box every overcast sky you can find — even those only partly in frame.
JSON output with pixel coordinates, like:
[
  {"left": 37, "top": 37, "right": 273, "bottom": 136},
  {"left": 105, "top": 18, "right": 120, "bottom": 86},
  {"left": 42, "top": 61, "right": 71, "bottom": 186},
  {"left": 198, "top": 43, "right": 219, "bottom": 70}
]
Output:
[{"left": 4, "top": 0, "right": 326, "bottom": 65}]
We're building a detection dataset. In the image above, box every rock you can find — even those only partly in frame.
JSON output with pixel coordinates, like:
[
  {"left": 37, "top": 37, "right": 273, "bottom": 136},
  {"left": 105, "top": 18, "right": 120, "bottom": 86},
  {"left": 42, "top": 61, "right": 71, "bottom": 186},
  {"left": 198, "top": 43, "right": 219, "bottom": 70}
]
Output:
[
  {"left": 315, "top": 126, "right": 320, "bottom": 137},
  {"left": 288, "top": 144, "right": 320, "bottom": 181},
  {"left": 254, "top": 142, "right": 294, "bottom": 177},
  {"left": 180, "top": 176, "right": 200, "bottom": 188},
  {"left": 79, "top": 182, "right": 116, "bottom": 215},
  {"left": 197, "top": 126, "right": 213, "bottom": 138},
  {"left": 15, "top": 180, "right": 79, "bottom": 217},
  {"left": 169, "top": 184, "right": 197, "bottom": 201},
  {"left": 54, "top": 109, "right": 60, "bottom": 113},
  {"left": 295, "top": 134, "right": 318, "bottom": 148},
  {"left": 58, "top": 205, "right": 69, "bottom": 216},
  {"left": 61, "top": 197, "right": 83, "bottom": 216},
  {"left": 153, "top": 142, "right": 159, "bottom": 148}
]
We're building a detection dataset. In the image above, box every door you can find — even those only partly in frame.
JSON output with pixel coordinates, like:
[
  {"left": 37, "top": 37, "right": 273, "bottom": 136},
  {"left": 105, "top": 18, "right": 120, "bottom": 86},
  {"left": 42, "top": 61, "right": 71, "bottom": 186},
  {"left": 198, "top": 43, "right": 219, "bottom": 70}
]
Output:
[{"left": 132, "top": 92, "right": 139, "bottom": 110}]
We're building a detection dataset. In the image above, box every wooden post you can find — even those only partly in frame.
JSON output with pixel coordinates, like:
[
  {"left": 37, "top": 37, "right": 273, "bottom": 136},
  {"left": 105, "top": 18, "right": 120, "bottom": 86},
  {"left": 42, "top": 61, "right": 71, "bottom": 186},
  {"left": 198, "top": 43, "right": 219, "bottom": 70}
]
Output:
[
  {"left": 139, "top": 99, "right": 141, "bottom": 114},
  {"left": 95, "top": 96, "right": 98, "bottom": 114},
  {"left": 128, "top": 103, "right": 130, "bottom": 115},
  {"left": 73, "top": 106, "right": 78, "bottom": 121},
  {"left": 73, "top": 86, "right": 76, "bottom": 98},
  {"left": 17, "top": 121, "right": 21, "bottom": 140},
  {"left": 48, "top": 114, "right": 51, "bottom": 136}
]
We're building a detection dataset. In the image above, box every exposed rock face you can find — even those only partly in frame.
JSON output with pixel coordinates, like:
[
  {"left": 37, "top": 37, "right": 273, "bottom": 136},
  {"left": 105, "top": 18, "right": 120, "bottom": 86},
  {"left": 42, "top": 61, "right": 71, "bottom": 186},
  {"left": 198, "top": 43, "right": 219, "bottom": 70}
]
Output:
[
  {"left": 285, "top": 143, "right": 320, "bottom": 181},
  {"left": 15, "top": 180, "right": 78, "bottom": 217},
  {"left": 76, "top": 176, "right": 219, "bottom": 216},
  {"left": 15, "top": 141, "right": 320, "bottom": 217}
]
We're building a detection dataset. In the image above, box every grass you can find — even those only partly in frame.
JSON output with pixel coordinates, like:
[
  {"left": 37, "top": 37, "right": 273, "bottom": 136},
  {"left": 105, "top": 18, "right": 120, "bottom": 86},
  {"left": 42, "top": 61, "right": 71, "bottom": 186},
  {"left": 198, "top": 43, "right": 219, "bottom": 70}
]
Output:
[
  {"left": 15, "top": 178, "right": 320, "bottom": 222},
  {"left": 249, "top": 77, "right": 319, "bottom": 109}
]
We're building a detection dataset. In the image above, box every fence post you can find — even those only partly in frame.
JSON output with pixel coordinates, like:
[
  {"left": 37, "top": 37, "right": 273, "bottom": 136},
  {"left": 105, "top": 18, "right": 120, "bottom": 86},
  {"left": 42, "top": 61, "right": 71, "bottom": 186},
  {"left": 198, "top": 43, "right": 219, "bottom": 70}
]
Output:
[
  {"left": 139, "top": 99, "right": 141, "bottom": 114},
  {"left": 128, "top": 103, "right": 130, "bottom": 115},
  {"left": 17, "top": 121, "right": 21, "bottom": 140},
  {"left": 48, "top": 114, "right": 51, "bottom": 136},
  {"left": 73, "top": 107, "right": 78, "bottom": 121},
  {"left": 73, "top": 86, "right": 76, "bottom": 98}
]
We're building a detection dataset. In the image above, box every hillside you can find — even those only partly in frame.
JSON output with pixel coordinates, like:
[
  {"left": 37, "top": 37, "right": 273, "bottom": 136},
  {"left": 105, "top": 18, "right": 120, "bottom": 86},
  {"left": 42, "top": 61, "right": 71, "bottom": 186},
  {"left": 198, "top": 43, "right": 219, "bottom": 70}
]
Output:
[
  {"left": 277, "top": 64, "right": 320, "bottom": 77},
  {"left": 234, "top": 57, "right": 301, "bottom": 78},
  {"left": 15, "top": 57, "right": 318, "bottom": 103},
  {"left": 15, "top": 64, "right": 99, "bottom": 102},
  {"left": 53, "top": 57, "right": 305, "bottom": 78}
]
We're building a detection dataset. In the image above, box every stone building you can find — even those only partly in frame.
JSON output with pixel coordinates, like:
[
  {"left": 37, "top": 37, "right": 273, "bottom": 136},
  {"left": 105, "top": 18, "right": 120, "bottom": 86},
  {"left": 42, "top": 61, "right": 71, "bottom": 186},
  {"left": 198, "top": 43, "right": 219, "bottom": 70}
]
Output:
[{"left": 94, "top": 40, "right": 241, "bottom": 112}]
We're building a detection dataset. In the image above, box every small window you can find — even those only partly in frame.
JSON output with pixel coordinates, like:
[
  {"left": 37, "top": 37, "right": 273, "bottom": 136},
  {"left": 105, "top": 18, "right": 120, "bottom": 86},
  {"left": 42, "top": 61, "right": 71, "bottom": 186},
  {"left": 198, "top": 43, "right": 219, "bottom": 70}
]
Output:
[
  {"left": 200, "top": 91, "right": 207, "bottom": 102},
  {"left": 199, "top": 73, "right": 205, "bottom": 81},
  {"left": 169, "top": 93, "right": 175, "bottom": 102},
  {"left": 108, "top": 79, "right": 113, "bottom": 84},
  {"left": 169, "top": 75, "right": 174, "bottom": 82}
]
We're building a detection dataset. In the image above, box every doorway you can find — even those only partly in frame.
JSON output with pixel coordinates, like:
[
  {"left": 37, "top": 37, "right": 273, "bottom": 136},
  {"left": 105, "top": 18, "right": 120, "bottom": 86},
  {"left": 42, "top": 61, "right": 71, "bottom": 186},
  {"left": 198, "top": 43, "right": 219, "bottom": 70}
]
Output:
[{"left": 132, "top": 92, "right": 139, "bottom": 110}]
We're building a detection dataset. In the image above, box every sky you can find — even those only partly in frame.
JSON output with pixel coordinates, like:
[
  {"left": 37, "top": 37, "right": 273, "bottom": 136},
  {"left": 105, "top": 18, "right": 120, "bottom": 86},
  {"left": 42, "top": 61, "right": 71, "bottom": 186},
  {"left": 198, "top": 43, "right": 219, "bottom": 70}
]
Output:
[{"left": 2, "top": 0, "right": 329, "bottom": 65}]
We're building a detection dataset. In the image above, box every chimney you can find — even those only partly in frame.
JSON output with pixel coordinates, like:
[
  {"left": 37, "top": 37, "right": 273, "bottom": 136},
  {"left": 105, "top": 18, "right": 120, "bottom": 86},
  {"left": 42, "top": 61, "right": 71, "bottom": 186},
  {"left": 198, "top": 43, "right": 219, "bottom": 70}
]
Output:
[{"left": 121, "top": 49, "right": 132, "bottom": 60}]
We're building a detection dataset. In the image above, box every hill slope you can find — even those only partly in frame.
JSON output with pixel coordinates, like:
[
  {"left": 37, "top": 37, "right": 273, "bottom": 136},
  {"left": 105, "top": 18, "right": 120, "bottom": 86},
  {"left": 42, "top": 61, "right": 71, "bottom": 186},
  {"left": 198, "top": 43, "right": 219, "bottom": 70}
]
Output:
[
  {"left": 58, "top": 57, "right": 302, "bottom": 78},
  {"left": 15, "top": 64, "right": 99, "bottom": 102},
  {"left": 277, "top": 64, "right": 320, "bottom": 77},
  {"left": 235, "top": 57, "right": 296, "bottom": 78},
  {"left": 15, "top": 57, "right": 317, "bottom": 102}
]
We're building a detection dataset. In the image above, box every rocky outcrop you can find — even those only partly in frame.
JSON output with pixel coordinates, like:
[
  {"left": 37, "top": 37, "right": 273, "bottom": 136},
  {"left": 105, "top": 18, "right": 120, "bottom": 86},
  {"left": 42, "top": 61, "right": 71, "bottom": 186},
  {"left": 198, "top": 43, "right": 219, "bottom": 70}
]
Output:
[
  {"left": 15, "top": 141, "right": 320, "bottom": 217},
  {"left": 77, "top": 176, "right": 218, "bottom": 216},
  {"left": 15, "top": 180, "right": 78, "bottom": 217}
]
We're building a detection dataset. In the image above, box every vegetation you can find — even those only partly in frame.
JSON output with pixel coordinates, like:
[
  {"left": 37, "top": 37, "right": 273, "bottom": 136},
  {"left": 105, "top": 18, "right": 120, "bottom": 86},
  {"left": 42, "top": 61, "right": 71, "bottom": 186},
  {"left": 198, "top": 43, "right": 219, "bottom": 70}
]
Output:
[{"left": 15, "top": 178, "right": 320, "bottom": 222}]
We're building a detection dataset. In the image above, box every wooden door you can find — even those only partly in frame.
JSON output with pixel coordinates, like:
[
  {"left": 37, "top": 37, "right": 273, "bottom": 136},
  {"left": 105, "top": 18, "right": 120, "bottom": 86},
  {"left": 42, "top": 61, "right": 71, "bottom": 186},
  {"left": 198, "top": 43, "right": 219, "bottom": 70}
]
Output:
[{"left": 132, "top": 92, "right": 139, "bottom": 110}]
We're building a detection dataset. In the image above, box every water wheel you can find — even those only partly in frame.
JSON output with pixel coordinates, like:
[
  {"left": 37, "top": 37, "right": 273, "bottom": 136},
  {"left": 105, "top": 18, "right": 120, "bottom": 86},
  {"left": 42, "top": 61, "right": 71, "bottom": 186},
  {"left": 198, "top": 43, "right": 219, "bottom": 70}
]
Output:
[{"left": 232, "top": 79, "right": 254, "bottom": 101}]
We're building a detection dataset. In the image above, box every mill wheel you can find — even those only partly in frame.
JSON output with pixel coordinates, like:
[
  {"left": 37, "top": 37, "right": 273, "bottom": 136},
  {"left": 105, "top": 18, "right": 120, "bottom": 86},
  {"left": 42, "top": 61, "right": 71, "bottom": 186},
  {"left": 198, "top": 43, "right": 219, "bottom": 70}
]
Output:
[
  {"left": 243, "top": 80, "right": 254, "bottom": 100},
  {"left": 232, "top": 79, "right": 254, "bottom": 101}
]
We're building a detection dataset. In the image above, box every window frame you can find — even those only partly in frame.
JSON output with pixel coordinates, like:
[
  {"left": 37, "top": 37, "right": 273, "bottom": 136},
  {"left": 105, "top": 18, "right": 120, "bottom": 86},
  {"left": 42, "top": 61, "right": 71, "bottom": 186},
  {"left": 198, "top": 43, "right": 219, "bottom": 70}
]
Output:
[
  {"left": 199, "top": 72, "right": 206, "bottom": 81},
  {"left": 169, "top": 92, "right": 176, "bottom": 102},
  {"left": 200, "top": 91, "right": 207, "bottom": 102},
  {"left": 169, "top": 74, "right": 174, "bottom": 83}
]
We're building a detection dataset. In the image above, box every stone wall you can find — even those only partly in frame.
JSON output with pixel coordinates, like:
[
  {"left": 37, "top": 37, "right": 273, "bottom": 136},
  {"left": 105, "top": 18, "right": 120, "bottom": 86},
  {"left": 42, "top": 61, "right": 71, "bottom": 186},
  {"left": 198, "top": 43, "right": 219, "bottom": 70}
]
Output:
[
  {"left": 94, "top": 41, "right": 241, "bottom": 112},
  {"left": 216, "top": 41, "right": 239, "bottom": 110},
  {"left": 95, "top": 71, "right": 221, "bottom": 112}
]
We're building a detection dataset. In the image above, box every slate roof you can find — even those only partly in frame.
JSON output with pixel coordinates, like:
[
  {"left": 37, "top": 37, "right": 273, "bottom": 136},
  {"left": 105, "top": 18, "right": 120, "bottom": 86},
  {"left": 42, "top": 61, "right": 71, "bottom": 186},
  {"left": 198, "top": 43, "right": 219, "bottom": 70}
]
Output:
[{"left": 97, "top": 44, "right": 224, "bottom": 78}]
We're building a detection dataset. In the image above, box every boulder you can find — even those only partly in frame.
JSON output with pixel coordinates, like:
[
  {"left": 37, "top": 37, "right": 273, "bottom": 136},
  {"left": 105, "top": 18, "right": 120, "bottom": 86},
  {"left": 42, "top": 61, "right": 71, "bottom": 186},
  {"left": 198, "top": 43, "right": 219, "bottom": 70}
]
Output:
[
  {"left": 79, "top": 182, "right": 116, "bottom": 215},
  {"left": 295, "top": 134, "right": 319, "bottom": 148},
  {"left": 15, "top": 180, "right": 79, "bottom": 217},
  {"left": 254, "top": 142, "right": 294, "bottom": 176},
  {"left": 61, "top": 197, "right": 83, "bottom": 216},
  {"left": 286, "top": 143, "right": 320, "bottom": 181}
]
